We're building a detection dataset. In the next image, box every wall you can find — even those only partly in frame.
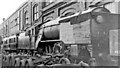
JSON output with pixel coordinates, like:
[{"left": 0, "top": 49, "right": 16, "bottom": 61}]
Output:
[
  {"left": 9, "top": 11, "right": 19, "bottom": 35},
  {"left": 0, "top": 23, "right": 3, "bottom": 37},
  {"left": 1, "top": 0, "right": 119, "bottom": 38},
  {"left": 42, "top": 0, "right": 86, "bottom": 23},
  {"left": 3, "top": 20, "right": 9, "bottom": 37}
]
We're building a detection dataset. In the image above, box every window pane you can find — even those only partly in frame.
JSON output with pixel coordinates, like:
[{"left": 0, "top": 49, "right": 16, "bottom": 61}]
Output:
[
  {"left": 37, "top": 13, "right": 39, "bottom": 19},
  {"left": 35, "top": 7, "right": 36, "bottom": 13},
  {"left": 25, "top": 11, "right": 29, "bottom": 24},
  {"left": 33, "top": 4, "right": 39, "bottom": 21},
  {"left": 35, "top": 14, "right": 36, "bottom": 20}
]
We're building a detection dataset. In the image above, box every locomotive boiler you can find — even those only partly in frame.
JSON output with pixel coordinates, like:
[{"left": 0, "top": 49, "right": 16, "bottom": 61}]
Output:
[{"left": 41, "top": 18, "right": 60, "bottom": 40}]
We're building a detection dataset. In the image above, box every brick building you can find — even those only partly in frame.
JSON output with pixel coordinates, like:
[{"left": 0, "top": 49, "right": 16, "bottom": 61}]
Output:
[{"left": 0, "top": 0, "right": 119, "bottom": 38}]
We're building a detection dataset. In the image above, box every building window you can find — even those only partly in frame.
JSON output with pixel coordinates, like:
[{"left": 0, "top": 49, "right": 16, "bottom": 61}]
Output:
[
  {"left": 15, "top": 18, "right": 18, "bottom": 25},
  {"left": 25, "top": 11, "right": 29, "bottom": 24},
  {"left": 45, "top": 2, "right": 52, "bottom": 6},
  {"left": 33, "top": 4, "right": 39, "bottom": 21},
  {"left": 15, "top": 18, "right": 17, "bottom": 22},
  {"left": 46, "top": 0, "right": 54, "bottom": 5},
  {"left": 32, "top": 29, "right": 35, "bottom": 35},
  {"left": 42, "top": 0, "right": 56, "bottom": 8}
]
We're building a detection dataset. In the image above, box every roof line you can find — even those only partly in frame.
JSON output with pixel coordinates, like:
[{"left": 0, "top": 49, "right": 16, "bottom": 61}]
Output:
[{"left": 2, "top": 1, "right": 28, "bottom": 23}]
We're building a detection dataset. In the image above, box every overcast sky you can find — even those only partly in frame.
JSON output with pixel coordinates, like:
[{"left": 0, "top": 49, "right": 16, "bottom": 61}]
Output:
[{"left": 0, "top": 0, "right": 28, "bottom": 24}]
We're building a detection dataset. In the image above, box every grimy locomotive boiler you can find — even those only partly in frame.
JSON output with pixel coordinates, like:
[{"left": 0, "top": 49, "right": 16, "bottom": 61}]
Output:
[{"left": 0, "top": 0, "right": 119, "bottom": 67}]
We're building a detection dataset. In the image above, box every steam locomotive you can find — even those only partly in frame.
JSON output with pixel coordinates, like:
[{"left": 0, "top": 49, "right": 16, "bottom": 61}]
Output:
[
  {"left": 1, "top": 6, "right": 119, "bottom": 67},
  {"left": 2, "top": 18, "right": 60, "bottom": 53}
]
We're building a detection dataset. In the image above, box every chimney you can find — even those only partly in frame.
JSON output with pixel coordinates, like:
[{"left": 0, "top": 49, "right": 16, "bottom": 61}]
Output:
[{"left": 3, "top": 18, "right": 5, "bottom": 21}]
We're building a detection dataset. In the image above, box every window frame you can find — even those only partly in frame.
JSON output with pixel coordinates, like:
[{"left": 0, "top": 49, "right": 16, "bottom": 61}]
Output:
[
  {"left": 25, "top": 11, "right": 29, "bottom": 24},
  {"left": 33, "top": 4, "right": 39, "bottom": 21}
]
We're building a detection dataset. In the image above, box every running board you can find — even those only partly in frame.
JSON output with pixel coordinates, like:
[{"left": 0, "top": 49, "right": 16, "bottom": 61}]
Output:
[{"left": 40, "top": 40, "right": 61, "bottom": 42}]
